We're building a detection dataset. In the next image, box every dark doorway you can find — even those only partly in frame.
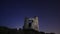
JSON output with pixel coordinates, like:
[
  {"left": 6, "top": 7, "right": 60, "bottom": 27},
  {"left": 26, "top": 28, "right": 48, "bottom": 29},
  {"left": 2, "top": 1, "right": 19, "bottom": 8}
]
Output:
[{"left": 29, "top": 23, "right": 31, "bottom": 27}]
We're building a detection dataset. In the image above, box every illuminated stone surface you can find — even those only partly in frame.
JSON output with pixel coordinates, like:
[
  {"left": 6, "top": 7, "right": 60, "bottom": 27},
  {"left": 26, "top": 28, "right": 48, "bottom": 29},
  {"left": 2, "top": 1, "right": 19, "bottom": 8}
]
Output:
[{"left": 23, "top": 16, "right": 39, "bottom": 31}]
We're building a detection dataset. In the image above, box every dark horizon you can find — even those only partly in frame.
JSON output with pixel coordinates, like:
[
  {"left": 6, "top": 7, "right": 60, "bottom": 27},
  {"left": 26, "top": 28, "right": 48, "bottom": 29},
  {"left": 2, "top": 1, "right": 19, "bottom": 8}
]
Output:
[{"left": 0, "top": 0, "right": 60, "bottom": 34}]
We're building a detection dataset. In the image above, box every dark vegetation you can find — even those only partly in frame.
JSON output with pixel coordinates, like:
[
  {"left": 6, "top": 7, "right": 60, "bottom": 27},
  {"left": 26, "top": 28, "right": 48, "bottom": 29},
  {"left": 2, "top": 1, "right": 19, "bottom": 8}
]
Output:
[{"left": 0, "top": 26, "right": 55, "bottom": 34}]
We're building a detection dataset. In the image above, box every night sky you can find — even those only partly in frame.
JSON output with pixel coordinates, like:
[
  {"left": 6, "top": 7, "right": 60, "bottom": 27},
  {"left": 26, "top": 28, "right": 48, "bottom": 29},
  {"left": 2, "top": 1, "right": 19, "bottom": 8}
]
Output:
[{"left": 0, "top": 0, "right": 60, "bottom": 34}]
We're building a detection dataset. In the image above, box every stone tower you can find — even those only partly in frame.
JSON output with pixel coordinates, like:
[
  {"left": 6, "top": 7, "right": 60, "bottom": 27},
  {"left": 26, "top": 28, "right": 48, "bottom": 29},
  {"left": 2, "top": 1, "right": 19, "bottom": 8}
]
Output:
[{"left": 23, "top": 16, "right": 39, "bottom": 31}]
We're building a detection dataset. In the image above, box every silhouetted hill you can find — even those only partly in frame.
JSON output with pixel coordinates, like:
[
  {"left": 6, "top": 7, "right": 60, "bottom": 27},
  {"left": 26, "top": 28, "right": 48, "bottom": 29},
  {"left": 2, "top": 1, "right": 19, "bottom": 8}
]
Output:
[
  {"left": 0, "top": 26, "right": 55, "bottom": 34},
  {"left": 23, "top": 29, "right": 40, "bottom": 34}
]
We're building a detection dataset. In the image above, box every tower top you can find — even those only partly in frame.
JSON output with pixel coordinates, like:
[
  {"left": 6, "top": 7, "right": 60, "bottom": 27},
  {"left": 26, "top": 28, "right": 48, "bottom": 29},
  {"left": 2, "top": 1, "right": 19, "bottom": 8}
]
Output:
[{"left": 34, "top": 16, "right": 38, "bottom": 17}]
